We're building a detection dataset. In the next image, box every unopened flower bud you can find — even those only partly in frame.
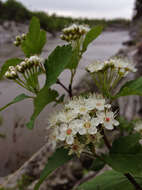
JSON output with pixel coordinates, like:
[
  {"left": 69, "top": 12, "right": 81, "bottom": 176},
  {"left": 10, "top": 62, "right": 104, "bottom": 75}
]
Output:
[
  {"left": 16, "top": 65, "right": 24, "bottom": 73},
  {"left": 21, "top": 33, "right": 26, "bottom": 40}
]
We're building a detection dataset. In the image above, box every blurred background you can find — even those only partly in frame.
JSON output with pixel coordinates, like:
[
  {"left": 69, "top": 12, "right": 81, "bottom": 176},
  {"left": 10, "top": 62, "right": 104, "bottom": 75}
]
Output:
[{"left": 0, "top": 0, "right": 142, "bottom": 189}]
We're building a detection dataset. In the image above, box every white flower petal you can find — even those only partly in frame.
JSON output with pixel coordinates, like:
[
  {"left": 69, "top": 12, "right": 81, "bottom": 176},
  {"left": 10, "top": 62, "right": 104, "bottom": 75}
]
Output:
[
  {"left": 66, "top": 135, "right": 74, "bottom": 145},
  {"left": 88, "top": 127, "right": 97, "bottom": 134},
  {"left": 104, "top": 122, "right": 114, "bottom": 130},
  {"left": 113, "top": 119, "right": 119, "bottom": 126},
  {"left": 79, "top": 127, "right": 86, "bottom": 135}
]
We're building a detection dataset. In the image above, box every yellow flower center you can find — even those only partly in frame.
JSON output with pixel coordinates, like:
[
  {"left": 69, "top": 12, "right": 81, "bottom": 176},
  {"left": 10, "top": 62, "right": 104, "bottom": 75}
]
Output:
[
  {"left": 80, "top": 107, "right": 86, "bottom": 112},
  {"left": 84, "top": 122, "right": 91, "bottom": 128}
]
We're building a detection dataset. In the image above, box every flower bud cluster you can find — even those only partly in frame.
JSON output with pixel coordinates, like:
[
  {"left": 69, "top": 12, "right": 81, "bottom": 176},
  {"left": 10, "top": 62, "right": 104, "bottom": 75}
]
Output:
[
  {"left": 48, "top": 93, "right": 119, "bottom": 156},
  {"left": 14, "top": 33, "right": 26, "bottom": 47},
  {"left": 5, "top": 56, "right": 43, "bottom": 80},
  {"left": 60, "top": 24, "right": 90, "bottom": 42},
  {"left": 86, "top": 58, "right": 137, "bottom": 76},
  {"left": 5, "top": 66, "right": 18, "bottom": 79}
]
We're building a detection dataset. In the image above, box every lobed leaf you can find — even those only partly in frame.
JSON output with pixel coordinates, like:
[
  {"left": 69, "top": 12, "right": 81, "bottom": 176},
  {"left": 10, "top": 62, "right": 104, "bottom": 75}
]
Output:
[
  {"left": 114, "top": 77, "right": 142, "bottom": 99},
  {"left": 78, "top": 170, "right": 142, "bottom": 190},
  {"left": 0, "top": 94, "right": 31, "bottom": 112},
  {"left": 104, "top": 134, "right": 142, "bottom": 175},
  {"left": 34, "top": 148, "right": 72, "bottom": 190},
  {"left": 26, "top": 87, "right": 58, "bottom": 129},
  {"left": 66, "top": 46, "right": 79, "bottom": 70},
  {"left": 21, "top": 17, "right": 46, "bottom": 57},
  {"left": 82, "top": 25, "right": 103, "bottom": 53},
  {"left": 44, "top": 44, "right": 72, "bottom": 88}
]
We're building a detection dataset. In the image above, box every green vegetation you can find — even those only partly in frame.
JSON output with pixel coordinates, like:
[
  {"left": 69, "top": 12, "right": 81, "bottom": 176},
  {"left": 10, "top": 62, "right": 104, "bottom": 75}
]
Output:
[{"left": 0, "top": 0, "right": 130, "bottom": 33}]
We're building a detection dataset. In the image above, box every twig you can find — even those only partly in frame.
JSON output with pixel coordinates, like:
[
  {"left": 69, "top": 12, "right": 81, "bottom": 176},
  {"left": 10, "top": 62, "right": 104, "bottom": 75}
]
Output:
[
  {"left": 57, "top": 79, "right": 71, "bottom": 95},
  {"left": 73, "top": 171, "right": 98, "bottom": 190}
]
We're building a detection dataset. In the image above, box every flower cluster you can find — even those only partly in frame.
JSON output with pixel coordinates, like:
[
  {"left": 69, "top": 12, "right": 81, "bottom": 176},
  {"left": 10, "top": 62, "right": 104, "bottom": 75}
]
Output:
[
  {"left": 5, "top": 56, "right": 43, "bottom": 93},
  {"left": 5, "top": 56, "right": 43, "bottom": 80},
  {"left": 48, "top": 93, "right": 119, "bottom": 156},
  {"left": 86, "top": 58, "right": 137, "bottom": 96},
  {"left": 14, "top": 33, "right": 26, "bottom": 47},
  {"left": 60, "top": 24, "right": 90, "bottom": 42},
  {"left": 86, "top": 57, "right": 137, "bottom": 76}
]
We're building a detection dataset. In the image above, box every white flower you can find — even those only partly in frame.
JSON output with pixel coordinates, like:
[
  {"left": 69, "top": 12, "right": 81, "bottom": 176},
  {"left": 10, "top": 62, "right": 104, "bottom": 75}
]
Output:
[
  {"left": 58, "top": 123, "right": 77, "bottom": 145},
  {"left": 49, "top": 127, "right": 59, "bottom": 149},
  {"left": 57, "top": 110, "right": 76, "bottom": 123},
  {"left": 49, "top": 112, "right": 59, "bottom": 127},
  {"left": 78, "top": 115, "right": 98, "bottom": 135},
  {"left": 134, "top": 121, "right": 142, "bottom": 133},
  {"left": 97, "top": 111, "right": 119, "bottom": 130},
  {"left": 86, "top": 98, "right": 106, "bottom": 111},
  {"left": 72, "top": 104, "right": 89, "bottom": 115},
  {"left": 86, "top": 61, "right": 105, "bottom": 73},
  {"left": 111, "top": 58, "right": 137, "bottom": 75}
]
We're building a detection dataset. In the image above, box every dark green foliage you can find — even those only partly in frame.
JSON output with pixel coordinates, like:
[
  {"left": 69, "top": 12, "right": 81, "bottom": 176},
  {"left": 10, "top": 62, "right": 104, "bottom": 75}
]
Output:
[
  {"left": 118, "top": 116, "right": 134, "bottom": 134},
  {"left": 82, "top": 26, "right": 103, "bottom": 53},
  {"left": 78, "top": 170, "right": 142, "bottom": 190},
  {"left": 34, "top": 148, "right": 73, "bottom": 190},
  {"left": 104, "top": 134, "right": 142, "bottom": 175},
  {"left": 26, "top": 88, "right": 58, "bottom": 129},
  {"left": 0, "top": 0, "right": 32, "bottom": 22},
  {"left": 21, "top": 17, "right": 46, "bottom": 57},
  {"left": 133, "top": 0, "right": 142, "bottom": 20},
  {"left": 90, "top": 157, "right": 105, "bottom": 171},
  {"left": 0, "top": 0, "right": 130, "bottom": 33},
  {"left": 114, "top": 77, "right": 142, "bottom": 98},
  {"left": 44, "top": 45, "right": 72, "bottom": 88}
]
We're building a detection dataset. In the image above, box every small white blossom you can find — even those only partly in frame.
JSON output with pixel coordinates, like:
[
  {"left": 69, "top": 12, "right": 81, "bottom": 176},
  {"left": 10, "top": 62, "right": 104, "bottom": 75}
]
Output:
[
  {"left": 58, "top": 123, "right": 77, "bottom": 145},
  {"left": 57, "top": 110, "right": 76, "bottom": 123},
  {"left": 77, "top": 115, "right": 98, "bottom": 135},
  {"left": 47, "top": 93, "right": 119, "bottom": 156},
  {"left": 134, "top": 121, "right": 142, "bottom": 133},
  {"left": 97, "top": 111, "right": 119, "bottom": 130},
  {"left": 86, "top": 61, "right": 105, "bottom": 73}
]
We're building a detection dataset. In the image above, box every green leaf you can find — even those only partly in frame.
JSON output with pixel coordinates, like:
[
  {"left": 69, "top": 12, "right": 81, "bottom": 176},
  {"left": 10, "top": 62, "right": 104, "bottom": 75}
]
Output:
[
  {"left": 44, "top": 45, "right": 72, "bottom": 88},
  {"left": 66, "top": 47, "right": 79, "bottom": 70},
  {"left": 21, "top": 17, "right": 46, "bottom": 57},
  {"left": 82, "top": 26, "right": 103, "bottom": 53},
  {"left": 34, "top": 148, "right": 72, "bottom": 190},
  {"left": 90, "top": 157, "right": 105, "bottom": 171},
  {"left": 78, "top": 170, "right": 142, "bottom": 190},
  {"left": 0, "top": 133, "right": 6, "bottom": 139},
  {"left": 118, "top": 116, "right": 134, "bottom": 134},
  {"left": 26, "top": 87, "right": 58, "bottom": 129},
  {"left": 104, "top": 134, "right": 142, "bottom": 175},
  {"left": 0, "top": 94, "right": 31, "bottom": 112},
  {"left": 114, "top": 77, "right": 142, "bottom": 99},
  {"left": 0, "top": 58, "right": 22, "bottom": 79}
]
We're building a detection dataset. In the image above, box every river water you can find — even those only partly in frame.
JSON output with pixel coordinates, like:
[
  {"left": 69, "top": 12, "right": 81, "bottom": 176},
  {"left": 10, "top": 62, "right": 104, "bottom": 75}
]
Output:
[{"left": 0, "top": 30, "right": 129, "bottom": 176}]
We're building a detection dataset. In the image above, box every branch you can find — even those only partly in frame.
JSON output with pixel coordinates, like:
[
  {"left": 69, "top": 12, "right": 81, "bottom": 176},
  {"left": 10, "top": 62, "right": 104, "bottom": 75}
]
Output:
[
  {"left": 56, "top": 79, "right": 71, "bottom": 96},
  {"left": 73, "top": 171, "right": 98, "bottom": 190}
]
